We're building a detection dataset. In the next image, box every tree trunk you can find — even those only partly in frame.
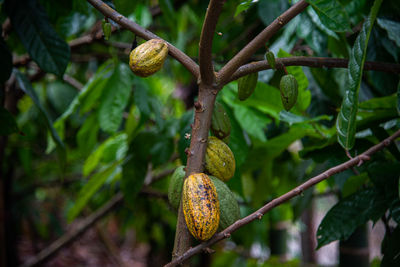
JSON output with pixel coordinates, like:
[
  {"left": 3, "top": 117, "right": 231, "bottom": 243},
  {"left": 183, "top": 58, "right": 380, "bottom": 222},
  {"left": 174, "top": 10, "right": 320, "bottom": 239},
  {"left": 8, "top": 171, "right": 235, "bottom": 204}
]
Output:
[{"left": 300, "top": 201, "right": 317, "bottom": 264}]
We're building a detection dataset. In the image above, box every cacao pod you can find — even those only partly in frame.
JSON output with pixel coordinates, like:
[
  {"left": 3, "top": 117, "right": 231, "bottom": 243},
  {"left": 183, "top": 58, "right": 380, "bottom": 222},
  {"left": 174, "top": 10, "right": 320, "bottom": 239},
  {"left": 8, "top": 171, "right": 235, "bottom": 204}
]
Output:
[
  {"left": 168, "top": 168, "right": 240, "bottom": 230},
  {"left": 167, "top": 166, "right": 186, "bottom": 210},
  {"left": 129, "top": 39, "right": 169, "bottom": 77},
  {"left": 183, "top": 173, "right": 220, "bottom": 241},
  {"left": 265, "top": 51, "right": 276, "bottom": 69},
  {"left": 237, "top": 72, "right": 258, "bottom": 101},
  {"left": 210, "top": 176, "right": 240, "bottom": 230},
  {"left": 279, "top": 74, "right": 298, "bottom": 111},
  {"left": 101, "top": 20, "right": 111, "bottom": 41},
  {"left": 211, "top": 102, "right": 231, "bottom": 140},
  {"left": 205, "top": 136, "right": 235, "bottom": 182}
]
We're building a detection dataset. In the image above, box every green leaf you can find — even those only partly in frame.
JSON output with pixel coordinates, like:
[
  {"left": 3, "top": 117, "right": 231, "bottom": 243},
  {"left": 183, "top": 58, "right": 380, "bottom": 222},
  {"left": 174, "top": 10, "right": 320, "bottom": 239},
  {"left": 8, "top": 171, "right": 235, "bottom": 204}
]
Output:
[
  {"left": 14, "top": 70, "right": 65, "bottom": 156},
  {"left": 76, "top": 113, "right": 100, "bottom": 156},
  {"left": 336, "top": 0, "right": 383, "bottom": 150},
  {"left": 98, "top": 63, "right": 133, "bottom": 134},
  {"left": 316, "top": 187, "right": 387, "bottom": 248},
  {"left": 0, "top": 107, "right": 19, "bottom": 135},
  {"left": 342, "top": 172, "right": 369, "bottom": 198},
  {"left": 83, "top": 133, "right": 128, "bottom": 176},
  {"left": 305, "top": 0, "right": 351, "bottom": 32},
  {"left": 233, "top": 104, "right": 270, "bottom": 142},
  {"left": 67, "top": 161, "right": 120, "bottom": 222},
  {"left": 359, "top": 95, "right": 397, "bottom": 110},
  {"left": 390, "top": 198, "right": 400, "bottom": 224},
  {"left": 279, "top": 111, "right": 332, "bottom": 125},
  {"left": 235, "top": 0, "right": 254, "bottom": 17},
  {"left": 381, "top": 226, "right": 400, "bottom": 267},
  {"left": 0, "top": 35, "right": 12, "bottom": 84},
  {"left": 377, "top": 18, "right": 400, "bottom": 47},
  {"left": 277, "top": 50, "right": 311, "bottom": 112},
  {"left": 5, "top": 0, "right": 70, "bottom": 77},
  {"left": 121, "top": 132, "right": 152, "bottom": 206}
]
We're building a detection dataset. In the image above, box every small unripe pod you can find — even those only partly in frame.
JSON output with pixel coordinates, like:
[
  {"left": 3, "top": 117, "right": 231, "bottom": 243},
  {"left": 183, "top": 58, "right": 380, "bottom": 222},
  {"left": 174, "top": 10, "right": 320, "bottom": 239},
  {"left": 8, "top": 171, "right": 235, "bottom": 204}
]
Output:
[
  {"left": 237, "top": 72, "right": 258, "bottom": 101},
  {"left": 279, "top": 74, "right": 298, "bottom": 111},
  {"left": 265, "top": 51, "right": 276, "bottom": 69},
  {"left": 102, "top": 20, "right": 111, "bottom": 41},
  {"left": 211, "top": 102, "right": 231, "bottom": 140}
]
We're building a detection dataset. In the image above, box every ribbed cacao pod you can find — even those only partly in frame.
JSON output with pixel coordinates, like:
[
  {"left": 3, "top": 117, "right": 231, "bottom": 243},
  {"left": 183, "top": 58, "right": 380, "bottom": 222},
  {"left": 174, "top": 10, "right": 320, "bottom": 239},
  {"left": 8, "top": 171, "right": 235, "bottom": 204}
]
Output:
[
  {"left": 205, "top": 136, "right": 236, "bottom": 182},
  {"left": 265, "top": 51, "right": 276, "bottom": 69},
  {"left": 210, "top": 176, "right": 240, "bottom": 230},
  {"left": 167, "top": 166, "right": 186, "bottom": 210},
  {"left": 279, "top": 74, "right": 298, "bottom": 111},
  {"left": 129, "top": 39, "right": 169, "bottom": 77},
  {"left": 168, "top": 168, "right": 240, "bottom": 230},
  {"left": 183, "top": 173, "right": 220, "bottom": 241},
  {"left": 211, "top": 102, "right": 231, "bottom": 140},
  {"left": 237, "top": 72, "right": 258, "bottom": 101}
]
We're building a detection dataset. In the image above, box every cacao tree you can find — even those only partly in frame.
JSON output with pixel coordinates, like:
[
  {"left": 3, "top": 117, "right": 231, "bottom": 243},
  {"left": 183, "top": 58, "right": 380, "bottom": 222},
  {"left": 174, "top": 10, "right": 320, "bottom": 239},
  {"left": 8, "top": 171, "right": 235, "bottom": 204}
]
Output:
[{"left": 1, "top": 0, "right": 400, "bottom": 266}]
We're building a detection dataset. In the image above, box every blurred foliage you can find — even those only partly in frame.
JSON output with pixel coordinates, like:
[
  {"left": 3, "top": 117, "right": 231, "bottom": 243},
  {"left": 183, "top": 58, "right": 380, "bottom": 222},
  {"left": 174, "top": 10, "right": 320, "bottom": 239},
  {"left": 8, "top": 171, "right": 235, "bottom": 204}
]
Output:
[{"left": 1, "top": 0, "right": 400, "bottom": 265}]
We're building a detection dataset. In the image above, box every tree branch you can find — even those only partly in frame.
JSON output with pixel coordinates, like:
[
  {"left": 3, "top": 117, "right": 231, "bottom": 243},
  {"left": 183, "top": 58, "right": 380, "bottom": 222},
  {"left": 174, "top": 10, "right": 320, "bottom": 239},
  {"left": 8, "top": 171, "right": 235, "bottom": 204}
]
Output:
[
  {"left": 86, "top": 0, "right": 200, "bottom": 78},
  {"left": 164, "top": 129, "right": 400, "bottom": 267},
  {"left": 199, "top": 0, "right": 225, "bottom": 85},
  {"left": 227, "top": 57, "right": 400, "bottom": 83},
  {"left": 172, "top": 86, "right": 217, "bottom": 263},
  {"left": 216, "top": 0, "right": 309, "bottom": 86}
]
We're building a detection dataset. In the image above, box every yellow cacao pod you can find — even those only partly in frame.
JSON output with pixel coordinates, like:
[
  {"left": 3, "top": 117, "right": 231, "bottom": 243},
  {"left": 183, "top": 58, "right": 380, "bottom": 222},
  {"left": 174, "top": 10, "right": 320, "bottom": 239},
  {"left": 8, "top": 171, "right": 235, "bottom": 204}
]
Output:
[
  {"left": 129, "top": 39, "right": 168, "bottom": 77},
  {"left": 205, "top": 136, "right": 236, "bottom": 182},
  {"left": 183, "top": 173, "right": 220, "bottom": 241}
]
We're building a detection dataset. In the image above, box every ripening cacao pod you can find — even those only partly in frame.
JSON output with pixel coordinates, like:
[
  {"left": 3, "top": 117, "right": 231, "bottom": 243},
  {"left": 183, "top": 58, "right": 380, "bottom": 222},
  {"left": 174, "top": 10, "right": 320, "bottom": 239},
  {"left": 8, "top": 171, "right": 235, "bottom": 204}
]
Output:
[
  {"left": 279, "top": 74, "right": 298, "bottom": 111},
  {"left": 129, "top": 39, "right": 169, "bottom": 77},
  {"left": 183, "top": 173, "right": 220, "bottom": 241},
  {"left": 168, "top": 166, "right": 186, "bottom": 210},
  {"left": 205, "top": 136, "right": 236, "bottom": 182},
  {"left": 168, "top": 169, "right": 240, "bottom": 229},
  {"left": 237, "top": 72, "right": 258, "bottom": 101},
  {"left": 265, "top": 51, "right": 276, "bottom": 69},
  {"left": 211, "top": 102, "right": 231, "bottom": 140}
]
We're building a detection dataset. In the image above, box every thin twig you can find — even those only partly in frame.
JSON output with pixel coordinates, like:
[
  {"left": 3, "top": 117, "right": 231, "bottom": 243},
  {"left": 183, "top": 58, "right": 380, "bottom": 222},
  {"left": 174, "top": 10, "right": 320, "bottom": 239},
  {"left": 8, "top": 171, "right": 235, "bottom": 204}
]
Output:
[
  {"left": 227, "top": 57, "right": 400, "bottom": 83},
  {"left": 164, "top": 129, "right": 400, "bottom": 267},
  {"left": 217, "top": 0, "right": 309, "bottom": 86},
  {"left": 86, "top": 0, "right": 200, "bottom": 78},
  {"left": 198, "top": 0, "right": 225, "bottom": 85}
]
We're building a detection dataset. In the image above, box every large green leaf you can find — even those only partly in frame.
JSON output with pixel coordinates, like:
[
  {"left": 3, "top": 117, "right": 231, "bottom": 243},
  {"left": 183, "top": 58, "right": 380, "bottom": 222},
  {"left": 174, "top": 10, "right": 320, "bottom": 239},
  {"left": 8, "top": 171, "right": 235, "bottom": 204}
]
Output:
[
  {"left": 336, "top": 0, "right": 383, "bottom": 150},
  {"left": 14, "top": 70, "right": 65, "bottom": 155},
  {"left": 233, "top": 104, "right": 271, "bottom": 142},
  {"left": 67, "top": 161, "right": 120, "bottom": 222},
  {"left": 305, "top": 0, "right": 351, "bottom": 32},
  {"left": 83, "top": 133, "right": 128, "bottom": 176},
  {"left": 0, "top": 107, "right": 19, "bottom": 135},
  {"left": 377, "top": 18, "right": 400, "bottom": 47},
  {"left": 397, "top": 81, "right": 400, "bottom": 115},
  {"left": 316, "top": 187, "right": 388, "bottom": 248},
  {"left": 76, "top": 113, "right": 100, "bottom": 156},
  {"left": 279, "top": 111, "right": 332, "bottom": 125},
  {"left": 98, "top": 63, "right": 133, "bottom": 134},
  {"left": 5, "top": 0, "right": 70, "bottom": 77}
]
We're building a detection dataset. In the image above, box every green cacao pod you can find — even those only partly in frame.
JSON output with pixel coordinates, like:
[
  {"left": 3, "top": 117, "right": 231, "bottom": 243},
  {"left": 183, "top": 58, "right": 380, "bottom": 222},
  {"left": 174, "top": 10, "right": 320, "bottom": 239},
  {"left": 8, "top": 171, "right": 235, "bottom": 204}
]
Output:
[
  {"left": 167, "top": 166, "right": 186, "bottom": 210},
  {"left": 211, "top": 102, "right": 231, "bottom": 140},
  {"left": 265, "top": 51, "right": 276, "bottom": 69},
  {"left": 168, "top": 168, "right": 240, "bottom": 229},
  {"left": 129, "top": 39, "right": 169, "bottom": 77},
  {"left": 210, "top": 176, "right": 240, "bottom": 230},
  {"left": 101, "top": 20, "right": 111, "bottom": 41},
  {"left": 237, "top": 72, "right": 258, "bottom": 101},
  {"left": 205, "top": 136, "right": 236, "bottom": 182},
  {"left": 183, "top": 173, "right": 220, "bottom": 241},
  {"left": 279, "top": 74, "right": 298, "bottom": 111}
]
